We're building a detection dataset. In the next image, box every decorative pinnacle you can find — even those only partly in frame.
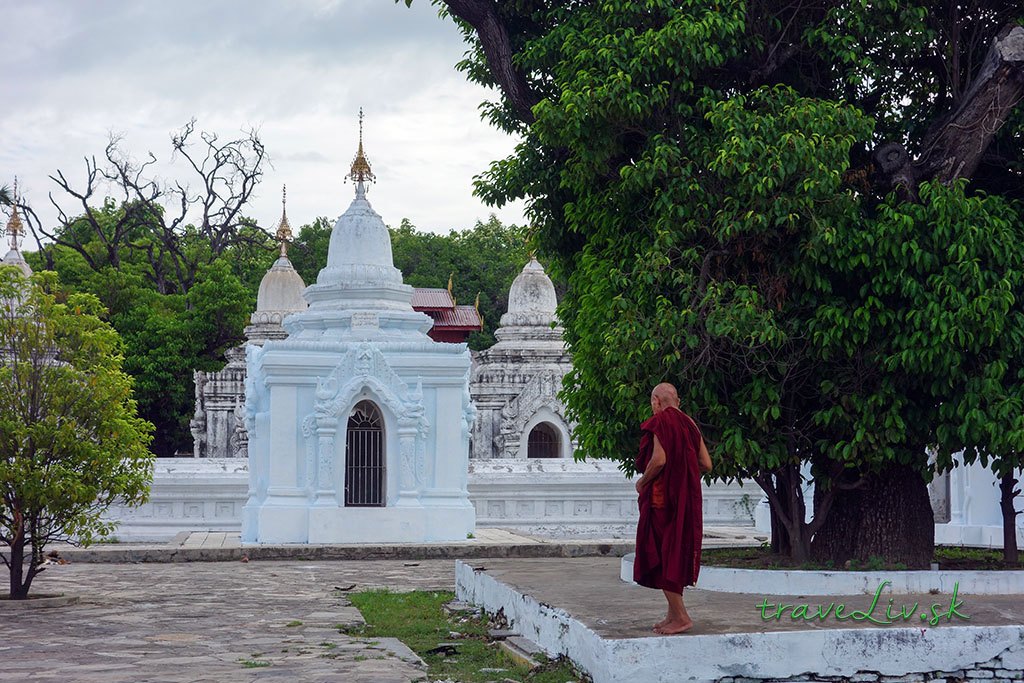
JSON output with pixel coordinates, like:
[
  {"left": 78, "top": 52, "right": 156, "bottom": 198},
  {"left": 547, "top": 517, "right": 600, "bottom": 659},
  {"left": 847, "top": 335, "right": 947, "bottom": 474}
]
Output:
[
  {"left": 275, "top": 184, "right": 293, "bottom": 257},
  {"left": 5, "top": 177, "right": 24, "bottom": 252},
  {"left": 346, "top": 108, "right": 375, "bottom": 187}
]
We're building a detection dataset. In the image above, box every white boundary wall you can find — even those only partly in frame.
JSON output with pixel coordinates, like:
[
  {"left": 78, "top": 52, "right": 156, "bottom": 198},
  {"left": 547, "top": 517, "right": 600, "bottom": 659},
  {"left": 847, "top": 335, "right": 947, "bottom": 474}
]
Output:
[{"left": 104, "top": 457, "right": 758, "bottom": 541}]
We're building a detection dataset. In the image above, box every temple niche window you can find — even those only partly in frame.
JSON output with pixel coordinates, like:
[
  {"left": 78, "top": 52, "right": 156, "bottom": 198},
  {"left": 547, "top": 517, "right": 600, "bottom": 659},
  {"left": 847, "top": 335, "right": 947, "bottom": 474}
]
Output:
[
  {"left": 345, "top": 400, "right": 385, "bottom": 507},
  {"left": 527, "top": 422, "right": 560, "bottom": 459}
]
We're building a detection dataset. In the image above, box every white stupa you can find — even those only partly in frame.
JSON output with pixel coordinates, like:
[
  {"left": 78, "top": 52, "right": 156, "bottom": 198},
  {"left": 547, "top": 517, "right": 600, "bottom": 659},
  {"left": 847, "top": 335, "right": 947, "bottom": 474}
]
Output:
[
  {"left": 2, "top": 182, "right": 32, "bottom": 280},
  {"left": 242, "top": 114, "right": 476, "bottom": 543},
  {"left": 191, "top": 188, "right": 308, "bottom": 459},
  {"left": 1, "top": 183, "right": 33, "bottom": 312},
  {"left": 470, "top": 257, "right": 574, "bottom": 459},
  {"left": 246, "top": 187, "right": 308, "bottom": 342}
]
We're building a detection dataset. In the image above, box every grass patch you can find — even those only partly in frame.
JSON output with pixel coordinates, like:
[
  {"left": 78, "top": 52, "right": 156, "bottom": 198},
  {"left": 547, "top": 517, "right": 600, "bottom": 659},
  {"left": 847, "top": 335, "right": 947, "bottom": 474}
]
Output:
[
  {"left": 347, "top": 589, "right": 588, "bottom": 682},
  {"left": 239, "top": 659, "right": 270, "bottom": 668},
  {"left": 702, "top": 545, "right": 1024, "bottom": 571},
  {"left": 285, "top": 620, "right": 303, "bottom": 627}
]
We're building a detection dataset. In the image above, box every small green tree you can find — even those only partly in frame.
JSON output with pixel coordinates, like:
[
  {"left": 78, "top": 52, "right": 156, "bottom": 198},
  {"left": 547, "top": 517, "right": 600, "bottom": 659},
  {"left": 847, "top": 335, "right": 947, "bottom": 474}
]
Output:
[{"left": 0, "top": 269, "right": 153, "bottom": 599}]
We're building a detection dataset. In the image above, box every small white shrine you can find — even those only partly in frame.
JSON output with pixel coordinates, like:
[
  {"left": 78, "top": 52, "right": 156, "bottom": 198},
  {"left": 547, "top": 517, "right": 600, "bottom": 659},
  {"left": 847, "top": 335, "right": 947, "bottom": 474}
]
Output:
[
  {"left": 470, "top": 257, "right": 574, "bottom": 460},
  {"left": 241, "top": 118, "right": 476, "bottom": 544}
]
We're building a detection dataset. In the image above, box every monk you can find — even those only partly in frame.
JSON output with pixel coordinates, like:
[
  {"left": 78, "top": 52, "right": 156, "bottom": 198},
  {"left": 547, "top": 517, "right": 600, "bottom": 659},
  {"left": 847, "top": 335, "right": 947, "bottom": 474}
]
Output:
[{"left": 633, "top": 382, "right": 712, "bottom": 635}]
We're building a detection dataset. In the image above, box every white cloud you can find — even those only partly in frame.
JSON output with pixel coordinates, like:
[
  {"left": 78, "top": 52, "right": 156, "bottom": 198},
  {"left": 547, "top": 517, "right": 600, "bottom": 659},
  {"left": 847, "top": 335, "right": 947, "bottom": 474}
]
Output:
[{"left": 0, "top": 0, "right": 525, "bottom": 238}]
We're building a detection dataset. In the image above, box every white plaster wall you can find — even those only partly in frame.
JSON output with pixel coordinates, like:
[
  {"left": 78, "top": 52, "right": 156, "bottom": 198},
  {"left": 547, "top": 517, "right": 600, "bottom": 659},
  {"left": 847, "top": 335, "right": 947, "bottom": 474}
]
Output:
[
  {"left": 104, "top": 458, "right": 248, "bottom": 541},
  {"left": 468, "top": 459, "right": 757, "bottom": 535}
]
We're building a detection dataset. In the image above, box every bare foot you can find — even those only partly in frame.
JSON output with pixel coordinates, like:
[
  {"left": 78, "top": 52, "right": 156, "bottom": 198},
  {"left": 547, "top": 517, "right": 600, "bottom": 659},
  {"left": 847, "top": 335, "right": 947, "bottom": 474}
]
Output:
[
  {"left": 654, "top": 619, "right": 693, "bottom": 635},
  {"left": 652, "top": 614, "right": 671, "bottom": 630}
]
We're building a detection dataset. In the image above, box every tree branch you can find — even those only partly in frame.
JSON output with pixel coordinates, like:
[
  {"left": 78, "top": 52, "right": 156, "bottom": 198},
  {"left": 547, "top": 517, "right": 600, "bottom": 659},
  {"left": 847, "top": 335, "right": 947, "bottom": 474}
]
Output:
[{"left": 440, "top": 0, "right": 540, "bottom": 123}]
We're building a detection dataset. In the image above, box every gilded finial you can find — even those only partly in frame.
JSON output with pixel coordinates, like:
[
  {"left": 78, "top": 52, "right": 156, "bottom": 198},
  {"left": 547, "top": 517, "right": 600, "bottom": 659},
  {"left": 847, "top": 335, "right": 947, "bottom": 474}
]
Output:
[
  {"left": 5, "top": 177, "right": 24, "bottom": 253},
  {"left": 346, "top": 108, "right": 375, "bottom": 188},
  {"left": 447, "top": 272, "right": 454, "bottom": 295},
  {"left": 474, "top": 292, "right": 481, "bottom": 325},
  {"left": 275, "top": 184, "right": 293, "bottom": 257}
]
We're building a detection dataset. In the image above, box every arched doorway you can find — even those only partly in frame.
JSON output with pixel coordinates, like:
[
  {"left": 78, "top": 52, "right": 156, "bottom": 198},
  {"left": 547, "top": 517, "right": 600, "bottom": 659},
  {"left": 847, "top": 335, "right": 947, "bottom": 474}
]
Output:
[
  {"left": 345, "top": 400, "right": 385, "bottom": 506},
  {"left": 527, "top": 422, "right": 560, "bottom": 459}
]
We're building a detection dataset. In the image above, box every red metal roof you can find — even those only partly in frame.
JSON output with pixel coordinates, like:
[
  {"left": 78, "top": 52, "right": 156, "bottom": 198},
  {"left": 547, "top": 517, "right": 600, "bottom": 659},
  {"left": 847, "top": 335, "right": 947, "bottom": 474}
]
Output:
[
  {"left": 411, "top": 288, "right": 455, "bottom": 310},
  {"left": 433, "top": 305, "right": 483, "bottom": 330}
]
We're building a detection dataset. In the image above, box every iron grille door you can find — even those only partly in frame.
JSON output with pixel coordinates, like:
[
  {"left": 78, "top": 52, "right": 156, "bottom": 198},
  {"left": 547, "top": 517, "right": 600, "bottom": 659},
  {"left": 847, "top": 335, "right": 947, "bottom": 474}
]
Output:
[
  {"left": 527, "top": 422, "right": 560, "bottom": 458},
  {"left": 345, "top": 401, "right": 385, "bottom": 506}
]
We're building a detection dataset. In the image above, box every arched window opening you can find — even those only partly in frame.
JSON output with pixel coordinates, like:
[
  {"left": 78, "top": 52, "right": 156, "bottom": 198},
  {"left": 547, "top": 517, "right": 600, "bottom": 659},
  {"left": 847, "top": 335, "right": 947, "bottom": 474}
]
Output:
[
  {"left": 345, "top": 400, "right": 385, "bottom": 506},
  {"left": 527, "top": 422, "right": 560, "bottom": 459}
]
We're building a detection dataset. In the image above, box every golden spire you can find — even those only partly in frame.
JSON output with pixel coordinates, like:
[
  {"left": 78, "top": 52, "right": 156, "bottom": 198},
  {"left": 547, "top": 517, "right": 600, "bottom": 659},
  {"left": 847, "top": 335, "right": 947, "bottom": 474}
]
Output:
[
  {"left": 447, "top": 272, "right": 454, "bottom": 294},
  {"left": 275, "top": 184, "right": 293, "bottom": 257},
  {"left": 5, "top": 178, "right": 24, "bottom": 253},
  {"left": 346, "top": 108, "right": 375, "bottom": 186}
]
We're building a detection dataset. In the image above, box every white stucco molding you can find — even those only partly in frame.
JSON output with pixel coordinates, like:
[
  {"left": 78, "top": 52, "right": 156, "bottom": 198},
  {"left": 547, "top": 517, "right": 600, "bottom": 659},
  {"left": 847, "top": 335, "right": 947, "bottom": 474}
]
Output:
[
  {"left": 499, "top": 369, "right": 574, "bottom": 458},
  {"left": 519, "top": 405, "right": 573, "bottom": 459},
  {"left": 304, "top": 343, "right": 431, "bottom": 505}
]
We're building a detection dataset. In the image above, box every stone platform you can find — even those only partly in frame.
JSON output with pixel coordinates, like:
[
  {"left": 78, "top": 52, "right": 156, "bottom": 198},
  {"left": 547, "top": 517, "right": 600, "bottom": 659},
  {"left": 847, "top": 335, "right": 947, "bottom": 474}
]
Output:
[
  {"left": 455, "top": 557, "right": 1024, "bottom": 683},
  {"left": 33, "top": 526, "right": 763, "bottom": 564}
]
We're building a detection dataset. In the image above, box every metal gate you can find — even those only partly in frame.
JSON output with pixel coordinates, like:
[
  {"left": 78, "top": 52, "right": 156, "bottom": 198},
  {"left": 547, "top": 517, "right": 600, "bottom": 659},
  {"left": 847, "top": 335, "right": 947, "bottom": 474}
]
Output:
[
  {"left": 345, "top": 400, "right": 385, "bottom": 506},
  {"left": 527, "top": 422, "right": 560, "bottom": 459}
]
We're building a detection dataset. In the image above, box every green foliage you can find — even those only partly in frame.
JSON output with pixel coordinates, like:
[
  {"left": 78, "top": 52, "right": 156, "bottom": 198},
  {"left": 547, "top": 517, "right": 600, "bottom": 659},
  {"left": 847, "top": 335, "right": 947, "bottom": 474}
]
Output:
[
  {"left": 391, "top": 216, "right": 531, "bottom": 349},
  {"left": 39, "top": 223, "right": 256, "bottom": 456},
  {"left": 439, "top": 0, "right": 1024, "bottom": 557},
  {"left": 348, "top": 589, "right": 584, "bottom": 682},
  {"left": 0, "top": 269, "right": 153, "bottom": 598}
]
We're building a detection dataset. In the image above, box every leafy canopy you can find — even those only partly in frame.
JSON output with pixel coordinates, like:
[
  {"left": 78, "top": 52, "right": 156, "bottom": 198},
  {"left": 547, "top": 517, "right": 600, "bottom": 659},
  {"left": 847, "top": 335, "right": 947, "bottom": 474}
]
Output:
[{"left": 0, "top": 268, "right": 153, "bottom": 598}]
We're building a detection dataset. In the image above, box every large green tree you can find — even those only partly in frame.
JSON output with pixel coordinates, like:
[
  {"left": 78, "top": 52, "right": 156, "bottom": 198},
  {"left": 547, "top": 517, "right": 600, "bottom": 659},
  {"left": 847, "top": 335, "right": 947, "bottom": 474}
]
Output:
[
  {"left": 418, "top": 0, "right": 1024, "bottom": 565},
  {"left": 31, "top": 201, "right": 258, "bottom": 456},
  {"left": 0, "top": 269, "right": 153, "bottom": 599}
]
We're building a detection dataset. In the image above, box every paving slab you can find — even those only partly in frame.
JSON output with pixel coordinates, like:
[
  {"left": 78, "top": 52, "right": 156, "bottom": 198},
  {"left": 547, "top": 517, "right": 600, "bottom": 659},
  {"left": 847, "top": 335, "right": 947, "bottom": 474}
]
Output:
[{"left": 2, "top": 559, "right": 455, "bottom": 683}]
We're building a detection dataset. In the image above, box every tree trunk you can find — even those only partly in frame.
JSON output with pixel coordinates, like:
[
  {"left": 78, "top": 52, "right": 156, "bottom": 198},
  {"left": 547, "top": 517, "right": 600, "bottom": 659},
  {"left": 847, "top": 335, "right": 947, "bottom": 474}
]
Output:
[
  {"left": 8, "top": 536, "right": 27, "bottom": 600},
  {"left": 769, "top": 501, "right": 791, "bottom": 556},
  {"left": 758, "top": 464, "right": 811, "bottom": 562},
  {"left": 999, "top": 471, "right": 1020, "bottom": 565},
  {"left": 811, "top": 464, "right": 934, "bottom": 568}
]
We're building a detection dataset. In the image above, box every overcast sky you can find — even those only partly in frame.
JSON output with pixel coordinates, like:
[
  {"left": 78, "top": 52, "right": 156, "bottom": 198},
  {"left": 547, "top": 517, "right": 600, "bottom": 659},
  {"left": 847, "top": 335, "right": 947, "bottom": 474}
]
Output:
[{"left": 0, "top": 0, "right": 526, "bottom": 239}]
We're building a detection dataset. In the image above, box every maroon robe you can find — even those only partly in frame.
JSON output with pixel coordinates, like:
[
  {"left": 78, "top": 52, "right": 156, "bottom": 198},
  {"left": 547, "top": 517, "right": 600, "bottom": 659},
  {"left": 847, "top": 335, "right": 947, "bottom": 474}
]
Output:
[{"left": 633, "top": 406, "right": 703, "bottom": 592}]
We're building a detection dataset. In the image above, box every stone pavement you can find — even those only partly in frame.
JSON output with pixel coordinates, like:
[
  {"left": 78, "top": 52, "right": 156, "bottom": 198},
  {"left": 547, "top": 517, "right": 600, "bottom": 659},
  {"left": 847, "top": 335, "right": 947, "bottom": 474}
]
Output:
[
  {"left": 1, "top": 559, "right": 457, "bottom": 683},
  {"left": 0, "top": 530, "right": 766, "bottom": 683}
]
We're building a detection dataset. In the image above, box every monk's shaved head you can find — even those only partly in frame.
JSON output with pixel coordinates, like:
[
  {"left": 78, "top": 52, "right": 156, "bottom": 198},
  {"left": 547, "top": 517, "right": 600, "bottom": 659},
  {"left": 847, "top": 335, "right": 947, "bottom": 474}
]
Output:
[{"left": 650, "top": 383, "right": 679, "bottom": 413}]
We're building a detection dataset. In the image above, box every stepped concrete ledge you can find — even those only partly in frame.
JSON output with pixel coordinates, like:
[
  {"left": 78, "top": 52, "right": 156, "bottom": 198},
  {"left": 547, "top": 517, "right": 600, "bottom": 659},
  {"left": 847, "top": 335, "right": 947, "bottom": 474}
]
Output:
[
  {"left": 10, "top": 526, "right": 759, "bottom": 564},
  {"left": 456, "top": 557, "right": 1024, "bottom": 683}
]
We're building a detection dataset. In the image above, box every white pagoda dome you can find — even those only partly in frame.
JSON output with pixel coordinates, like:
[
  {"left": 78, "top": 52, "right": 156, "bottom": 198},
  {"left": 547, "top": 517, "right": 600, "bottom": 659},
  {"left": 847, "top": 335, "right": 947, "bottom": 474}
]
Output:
[
  {"left": 246, "top": 187, "right": 307, "bottom": 342},
  {"left": 500, "top": 257, "right": 558, "bottom": 328}
]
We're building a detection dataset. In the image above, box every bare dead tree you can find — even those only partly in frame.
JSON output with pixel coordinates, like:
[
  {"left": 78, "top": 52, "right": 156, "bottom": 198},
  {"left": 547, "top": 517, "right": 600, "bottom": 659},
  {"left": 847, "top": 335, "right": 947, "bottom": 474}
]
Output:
[{"left": 33, "top": 120, "right": 269, "bottom": 295}]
